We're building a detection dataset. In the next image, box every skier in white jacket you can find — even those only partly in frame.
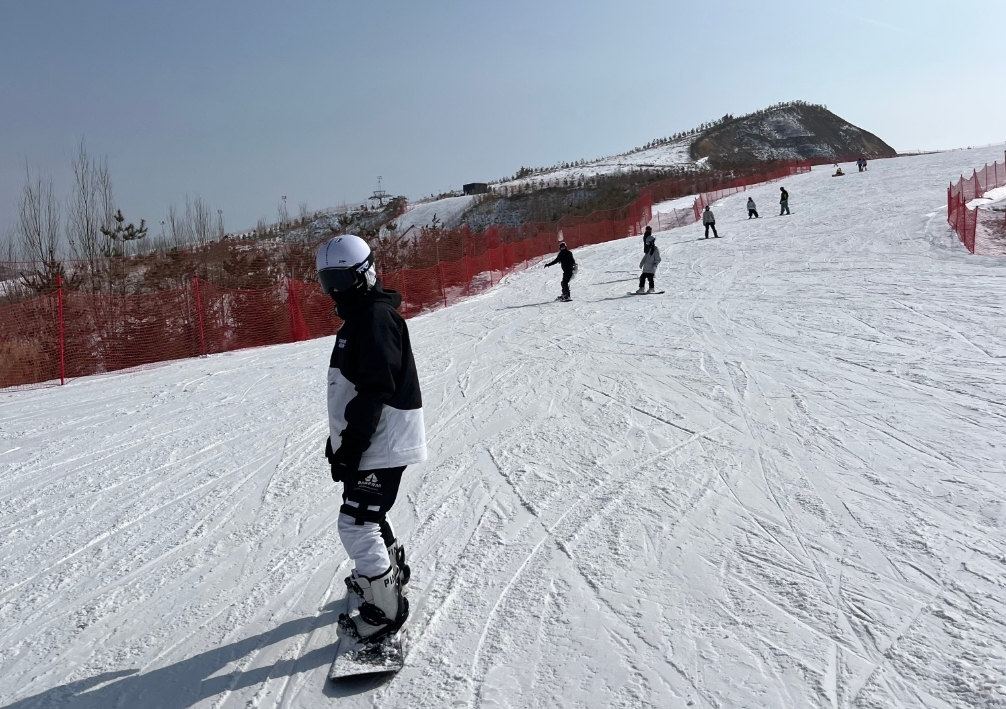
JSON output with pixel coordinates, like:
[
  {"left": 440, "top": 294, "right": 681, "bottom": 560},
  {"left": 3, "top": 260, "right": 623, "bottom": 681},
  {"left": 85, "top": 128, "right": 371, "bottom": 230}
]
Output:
[{"left": 636, "top": 233, "right": 661, "bottom": 293}]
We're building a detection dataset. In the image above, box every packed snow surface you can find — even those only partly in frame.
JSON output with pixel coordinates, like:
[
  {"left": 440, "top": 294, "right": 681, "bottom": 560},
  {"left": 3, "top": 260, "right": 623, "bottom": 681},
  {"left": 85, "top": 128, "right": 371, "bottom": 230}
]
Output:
[{"left": 4, "top": 146, "right": 1006, "bottom": 708}]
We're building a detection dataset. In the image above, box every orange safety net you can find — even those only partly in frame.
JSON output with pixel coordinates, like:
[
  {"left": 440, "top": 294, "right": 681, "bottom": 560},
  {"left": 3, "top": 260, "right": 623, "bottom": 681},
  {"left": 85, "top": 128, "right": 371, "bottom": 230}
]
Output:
[{"left": 948, "top": 153, "right": 1006, "bottom": 254}]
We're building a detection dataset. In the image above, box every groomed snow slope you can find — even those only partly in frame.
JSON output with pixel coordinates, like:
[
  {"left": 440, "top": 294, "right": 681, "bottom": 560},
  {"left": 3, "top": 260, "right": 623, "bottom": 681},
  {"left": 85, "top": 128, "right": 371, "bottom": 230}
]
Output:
[
  {"left": 4, "top": 146, "right": 1006, "bottom": 709},
  {"left": 499, "top": 138, "right": 693, "bottom": 190},
  {"left": 396, "top": 195, "right": 475, "bottom": 232}
]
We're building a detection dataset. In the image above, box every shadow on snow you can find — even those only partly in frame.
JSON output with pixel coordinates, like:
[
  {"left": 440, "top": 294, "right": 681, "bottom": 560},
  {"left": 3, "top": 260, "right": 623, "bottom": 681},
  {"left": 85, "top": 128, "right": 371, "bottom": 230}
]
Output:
[{"left": 2, "top": 602, "right": 391, "bottom": 708}]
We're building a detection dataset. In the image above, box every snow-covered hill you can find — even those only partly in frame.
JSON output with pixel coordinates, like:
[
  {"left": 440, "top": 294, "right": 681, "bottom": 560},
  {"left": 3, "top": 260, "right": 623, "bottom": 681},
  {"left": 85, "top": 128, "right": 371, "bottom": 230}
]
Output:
[
  {"left": 4, "top": 146, "right": 1006, "bottom": 708},
  {"left": 692, "top": 104, "right": 896, "bottom": 166}
]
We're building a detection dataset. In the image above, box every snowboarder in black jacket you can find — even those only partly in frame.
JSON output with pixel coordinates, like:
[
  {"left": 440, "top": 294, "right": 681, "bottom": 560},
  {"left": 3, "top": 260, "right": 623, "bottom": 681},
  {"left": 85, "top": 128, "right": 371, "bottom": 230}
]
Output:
[
  {"left": 544, "top": 241, "right": 577, "bottom": 301},
  {"left": 317, "top": 234, "right": 427, "bottom": 643}
]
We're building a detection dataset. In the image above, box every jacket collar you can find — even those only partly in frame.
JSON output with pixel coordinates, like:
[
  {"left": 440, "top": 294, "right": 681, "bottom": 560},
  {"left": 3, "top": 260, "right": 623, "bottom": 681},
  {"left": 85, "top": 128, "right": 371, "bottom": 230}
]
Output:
[{"left": 334, "top": 280, "right": 402, "bottom": 319}]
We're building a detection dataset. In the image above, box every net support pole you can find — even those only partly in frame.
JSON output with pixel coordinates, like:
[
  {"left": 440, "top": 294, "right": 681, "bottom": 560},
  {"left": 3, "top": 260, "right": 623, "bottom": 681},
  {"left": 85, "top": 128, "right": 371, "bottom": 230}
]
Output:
[
  {"left": 286, "top": 278, "right": 298, "bottom": 342},
  {"left": 400, "top": 267, "right": 408, "bottom": 315},
  {"left": 439, "top": 261, "right": 447, "bottom": 309},
  {"left": 57, "top": 275, "right": 65, "bottom": 386},
  {"left": 193, "top": 275, "right": 207, "bottom": 356}
]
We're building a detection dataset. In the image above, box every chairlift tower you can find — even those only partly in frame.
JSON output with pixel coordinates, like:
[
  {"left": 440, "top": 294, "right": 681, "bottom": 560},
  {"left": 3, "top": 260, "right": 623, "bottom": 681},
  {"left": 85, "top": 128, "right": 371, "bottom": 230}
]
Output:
[{"left": 370, "top": 177, "right": 390, "bottom": 208}]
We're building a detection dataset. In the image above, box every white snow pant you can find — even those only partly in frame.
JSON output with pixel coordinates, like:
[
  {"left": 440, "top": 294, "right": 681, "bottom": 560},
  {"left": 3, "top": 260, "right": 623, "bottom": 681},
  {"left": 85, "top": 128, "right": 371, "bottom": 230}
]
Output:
[
  {"left": 338, "top": 514, "right": 393, "bottom": 578},
  {"left": 338, "top": 465, "right": 405, "bottom": 578}
]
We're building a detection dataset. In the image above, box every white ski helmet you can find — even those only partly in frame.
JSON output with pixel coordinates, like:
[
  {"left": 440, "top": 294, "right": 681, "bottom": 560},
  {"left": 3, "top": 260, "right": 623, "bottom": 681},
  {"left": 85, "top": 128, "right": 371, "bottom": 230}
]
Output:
[{"left": 316, "top": 234, "right": 377, "bottom": 295}]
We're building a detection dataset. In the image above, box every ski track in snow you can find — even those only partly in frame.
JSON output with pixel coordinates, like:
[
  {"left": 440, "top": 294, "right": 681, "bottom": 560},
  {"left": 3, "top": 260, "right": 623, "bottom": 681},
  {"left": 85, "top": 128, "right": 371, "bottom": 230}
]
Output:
[{"left": 3, "top": 146, "right": 1006, "bottom": 708}]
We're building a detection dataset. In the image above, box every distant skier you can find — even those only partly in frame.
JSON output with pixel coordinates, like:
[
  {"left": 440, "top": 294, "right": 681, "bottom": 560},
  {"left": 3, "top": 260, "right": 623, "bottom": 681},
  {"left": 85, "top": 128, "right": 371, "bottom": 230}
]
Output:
[
  {"left": 702, "top": 206, "right": 719, "bottom": 238},
  {"left": 317, "top": 234, "right": 426, "bottom": 643},
  {"left": 861, "top": 158, "right": 868, "bottom": 171},
  {"left": 636, "top": 233, "right": 661, "bottom": 293},
  {"left": 544, "top": 241, "right": 577, "bottom": 301},
  {"left": 779, "top": 187, "right": 790, "bottom": 215},
  {"left": 746, "top": 197, "right": 759, "bottom": 219}
]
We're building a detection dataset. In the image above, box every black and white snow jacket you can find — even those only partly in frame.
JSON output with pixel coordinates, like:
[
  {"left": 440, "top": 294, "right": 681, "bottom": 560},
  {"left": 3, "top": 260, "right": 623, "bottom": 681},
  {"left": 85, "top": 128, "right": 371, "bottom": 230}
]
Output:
[
  {"left": 702, "top": 209, "right": 715, "bottom": 225},
  {"left": 545, "top": 249, "right": 576, "bottom": 273},
  {"left": 328, "top": 284, "right": 427, "bottom": 470}
]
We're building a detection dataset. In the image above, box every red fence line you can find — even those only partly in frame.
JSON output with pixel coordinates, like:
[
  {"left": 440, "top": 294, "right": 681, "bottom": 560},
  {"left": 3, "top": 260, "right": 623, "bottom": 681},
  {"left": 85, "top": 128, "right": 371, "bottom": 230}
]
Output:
[
  {"left": 1, "top": 161, "right": 813, "bottom": 392},
  {"left": 947, "top": 152, "right": 1006, "bottom": 253}
]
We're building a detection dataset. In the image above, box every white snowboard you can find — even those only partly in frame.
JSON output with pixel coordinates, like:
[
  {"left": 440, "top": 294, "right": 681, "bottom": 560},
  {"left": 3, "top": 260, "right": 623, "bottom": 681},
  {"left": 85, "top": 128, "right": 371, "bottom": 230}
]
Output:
[{"left": 329, "top": 626, "right": 406, "bottom": 679}]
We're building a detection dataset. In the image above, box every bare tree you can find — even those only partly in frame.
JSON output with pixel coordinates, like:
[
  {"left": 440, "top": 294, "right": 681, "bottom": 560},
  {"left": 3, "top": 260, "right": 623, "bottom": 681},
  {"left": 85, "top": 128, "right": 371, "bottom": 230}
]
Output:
[
  {"left": 187, "top": 195, "right": 213, "bottom": 246},
  {"left": 298, "top": 201, "right": 310, "bottom": 225},
  {"left": 277, "top": 198, "right": 289, "bottom": 232},
  {"left": 16, "top": 164, "right": 64, "bottom": 292},
  {"left": 166, "top": 203, "right": 188, "bottom": 249},
  {"left": 251, "top": 215, "right": 267, "bottom": 240},
  {"left": 66, "top": 139, "right": 116, "bottom": 291},
  {"left": 164, "top": 195, "right": 215, "bottom": 249}
]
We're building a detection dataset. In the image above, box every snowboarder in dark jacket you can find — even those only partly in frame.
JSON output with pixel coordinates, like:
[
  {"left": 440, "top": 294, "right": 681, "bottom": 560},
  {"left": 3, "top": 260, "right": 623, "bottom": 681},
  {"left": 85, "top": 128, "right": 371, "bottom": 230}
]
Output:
[
  {"left": 544, "top": 241, "right": 577, "bottom": 301},
  {"left": 317, "top": 234, "right": 427, "bottom": 642},
  {"left": 779, "top": 187, "right": 790, "bottom": 215}
]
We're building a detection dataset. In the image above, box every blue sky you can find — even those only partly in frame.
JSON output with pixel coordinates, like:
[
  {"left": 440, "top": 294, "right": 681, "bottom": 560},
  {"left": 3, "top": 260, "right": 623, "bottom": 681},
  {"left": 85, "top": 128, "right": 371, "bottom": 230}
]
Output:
[{"left": 2, "top": 0, "right": 1004, "bottom": 234}]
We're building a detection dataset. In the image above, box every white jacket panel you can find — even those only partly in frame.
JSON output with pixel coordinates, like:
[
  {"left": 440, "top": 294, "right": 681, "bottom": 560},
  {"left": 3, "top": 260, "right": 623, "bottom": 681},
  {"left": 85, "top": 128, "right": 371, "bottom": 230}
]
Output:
[{"left": 328, "top": 368, "right": 428, "bottom": 470}]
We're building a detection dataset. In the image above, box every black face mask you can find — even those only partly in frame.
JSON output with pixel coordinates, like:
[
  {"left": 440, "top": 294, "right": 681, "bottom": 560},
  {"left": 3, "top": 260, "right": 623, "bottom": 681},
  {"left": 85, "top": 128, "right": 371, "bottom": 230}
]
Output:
[{"left": 332, "top": 285, "right": 369, "bottom": 319}]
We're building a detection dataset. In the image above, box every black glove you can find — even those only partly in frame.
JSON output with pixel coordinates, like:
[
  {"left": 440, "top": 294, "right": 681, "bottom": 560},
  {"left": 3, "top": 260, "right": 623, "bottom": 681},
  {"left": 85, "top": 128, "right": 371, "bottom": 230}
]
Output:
[{"left": 327, "top": 436, "right": 365, "bottom": 482}]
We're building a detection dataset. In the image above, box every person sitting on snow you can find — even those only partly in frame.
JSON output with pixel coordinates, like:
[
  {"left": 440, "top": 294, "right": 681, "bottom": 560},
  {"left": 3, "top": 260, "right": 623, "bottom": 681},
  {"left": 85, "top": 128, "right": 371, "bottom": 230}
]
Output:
[{"left": 834, "top": 167, "right": 845, "bottom": 176}]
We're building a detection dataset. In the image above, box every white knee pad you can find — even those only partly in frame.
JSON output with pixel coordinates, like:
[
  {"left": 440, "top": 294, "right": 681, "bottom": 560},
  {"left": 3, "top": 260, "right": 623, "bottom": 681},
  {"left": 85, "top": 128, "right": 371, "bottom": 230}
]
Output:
[{"left": 338, "top": 513, "right": 391, "bottom": 578}]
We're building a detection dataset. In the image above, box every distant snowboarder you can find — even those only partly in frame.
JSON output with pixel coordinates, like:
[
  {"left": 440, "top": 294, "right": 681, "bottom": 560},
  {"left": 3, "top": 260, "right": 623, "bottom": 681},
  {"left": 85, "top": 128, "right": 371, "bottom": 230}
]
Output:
[
  {"left": 642, "top": 225, "right": 653, "bottom": 247},
  {"left": 833, "top": 166, "right": 845, "bottom": 177},
  {"left": 316, "top": 234, "right": 426, "bottom": 646},
  {"left": 544, "top": 241, "right": 577, "bottom": 301},
  {"left": 636, "top": 233, "right": 661, "bottom": 293},
  {"left": 779, "top": 187, "right": 790, "bottom": 215},
  {"left": 746, "top": 197, "right": 759, "bottom": 219},
  {"left": 702, "top": 206, "right": 719, "bottom": 238}
]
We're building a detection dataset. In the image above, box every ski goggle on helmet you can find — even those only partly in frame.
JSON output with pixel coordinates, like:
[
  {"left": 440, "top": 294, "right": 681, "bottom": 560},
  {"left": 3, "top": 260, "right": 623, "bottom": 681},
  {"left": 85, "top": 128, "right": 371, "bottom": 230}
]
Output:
[{"left": 316, "top": 235, "right": 377, "bottom": 295}]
